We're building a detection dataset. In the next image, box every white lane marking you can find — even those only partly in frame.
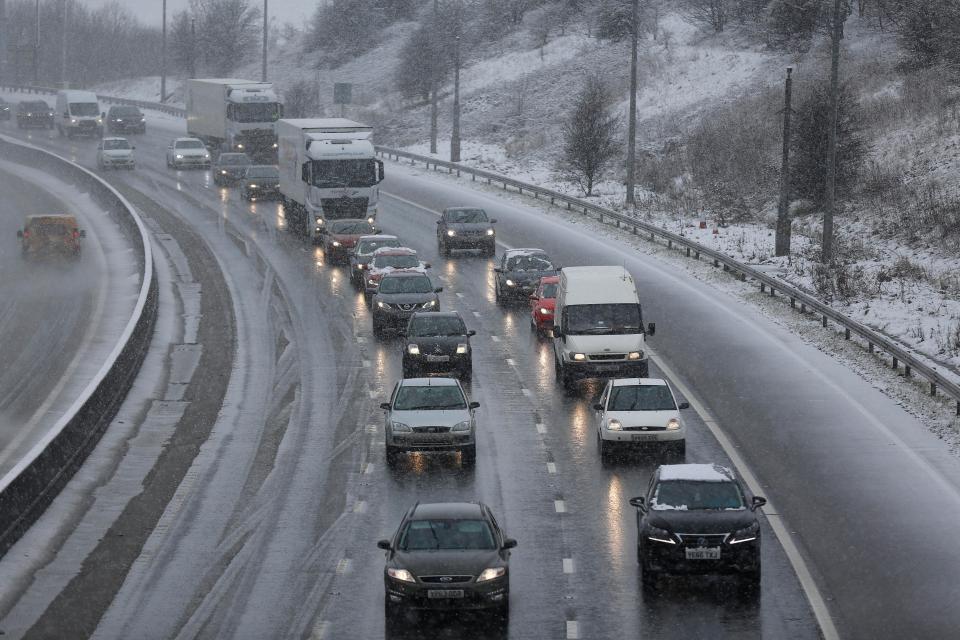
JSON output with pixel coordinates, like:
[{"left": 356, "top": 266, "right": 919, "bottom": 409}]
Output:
[
  {"left": 310, "top": 620, "right": 330, "bottom": 640},
  {"left": 506, "top": 358, "right": 516, "bottom": 366},
  {"left": 562, "top": 558, "right": 574, "bottom": 574},
  {"left": 650, "top": 348, "right": 840, "bottom": 640},
  {"left": 491, "top": 336, "right": 501, "bottom": 343},
  {"left": 554, "top": 500, "right": 566, "bottom": 513},
  {"left": 381, "top": 191, "right": 516, "bottom": 251},
  {"left": 473, "top": 311, "right": 481, "bottom": 318},
  {"left": 455, "top": 292, "right": 464, "bottom": 298},
  {"left": 566, "top": 620, "right": 579, "bottom": 639},
  {"left": 366, "top": 424, "right": 379, "bottom": 434},
  {"left": 536, "top": 423, "right": 547, "bottom": 434},
  {"left": 521, "top": 388, "right": 533, "bottom": 398},
  {"left": 546, "top": 462, "right": 557, "bottom": 474},
  {"left": 362, "top": 359, "right": 371, "bottom": 368},
  {"left": 353, "top": 501, "right": 368, "bottom": 514},
  {"left": 336, "top": 558, "right": 352, "bottom": 575},
  {"left": 368, "top": 390, "right": 378, "bottom": 399},
  {"left": 356, "top": 336, "right": 367, "bottom": 343},
  {"left": 363, "top": 463, "right": 375, "bottom": 475}
]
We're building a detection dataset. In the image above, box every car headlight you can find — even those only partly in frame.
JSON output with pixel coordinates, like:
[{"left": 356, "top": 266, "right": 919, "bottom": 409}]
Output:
[
  {"left": 368, "top": 278, "right": 378, "bottom": 286},
  {"left": 729, "top": 522, "right": 759, "bottom": 545},
  {"left": 358, "top": 263, "right": 368, "bottom": 269},
  {"left": 249, "top": 184, "right": 257, "bottom": 188},
  {"left": 647, "top": 526, "right": 676, "bottom": 545},
  {"left": 367, "top": 216, "right": 375, "bottom": 224},
  {"left": 571, "top": 353, "right": 586, "bottom": 361},
  {"left": 407, "top": 344, "right": 420, "bottom": 355},
  {"left": 316, "top": 217, "right": 323, "bottom": 225},
  {"left": 451, "top": 420, "right": 472, "bottom": 432},
  {"left": 70, "top": 118, "right": 77, "bottom": 123},
  {"left": 505, "top": 279, "right": 515, "bottom": 287},
  {"left": 387, "top": 568, "right": 415, "bottom": 582},
  {"left": 140, "top": 117, "right": 146, "bottom": 122},
  {"left": 272, "top": 142, "right": 279, "bottom": 148},
  {"left": 236, "top": 143, "right": 244, "bottom": 149},
  {"left": 391, "top": 421, "right": 412, "bottom": 432},
  {"left": 446, "top": 229, "right": 455, "bottom": 237},
  {"left": 539, "top": 307, "right": 553, "bottom": 315},
  {"left": 628, "top": 351, "right": 643, "bottom": 360},
  {"left": 666, "top": 418, "right": 681, "bottom": 431},
  {"left": 423, "top": 300, "right": 436, "bottom": 308},
  {"left": 377, "top": 301, "right": 386, "bottom": 308},
  {"left": 456, "top": 343, "right": 468, "bottom": 354},
  {"left": 96, "top": 117, "right": 102, "bottom": 124},
  {"left": 607, "top": 419, "right": 623, "bottom": 431},
  {"left": 486, "top": 228, "right": 495, "bottom": 236},
  {"left": 221, "top": 169, "right": 228, "bottom": 175},
  {"left": 477, "top": 567, "right": 506, "bottom": 582},
  {"left": 175, "top": 154, "right": 184, "bottom": 159},
  {"left": 332, "top": 241, "right": 341, "bottom": 247}
]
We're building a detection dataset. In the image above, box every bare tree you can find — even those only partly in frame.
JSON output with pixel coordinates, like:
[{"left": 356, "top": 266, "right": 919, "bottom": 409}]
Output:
[
  {"left": 680, "top": 0, "right": 733, "bottom": 32},
  {"left": 560, "top": 77, "right": 622, "bottom": 196},
  {"left": 284, "top": 79, "right": 320, "bottom": 118}
]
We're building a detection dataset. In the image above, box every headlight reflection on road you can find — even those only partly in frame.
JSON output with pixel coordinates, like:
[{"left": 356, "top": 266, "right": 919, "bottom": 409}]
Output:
[{"left": 606, "top": 474, "right": 625, "bottom": 566}]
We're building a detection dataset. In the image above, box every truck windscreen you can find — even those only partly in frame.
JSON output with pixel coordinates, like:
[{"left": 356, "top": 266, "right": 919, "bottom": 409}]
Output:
[
  {"left": 69, "top": 103, "right": 99, "bottom": 116},
  {"left": 309, "top": 159, "right": 377, "bottom": 188},
  {"left": 564, "top": 304, "right": 642, "bottom": 335},
  {"left": 228, "top": 103, "right": 281, "bottom": 123}
]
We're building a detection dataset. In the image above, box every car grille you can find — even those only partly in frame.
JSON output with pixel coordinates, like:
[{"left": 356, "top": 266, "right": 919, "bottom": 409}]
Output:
[
  {"left": 589, "top": 354, "right": 625, "bottom": 361},
  {"left": 321, "top": 197, "right": 368, "bottom": 219},
  {"left": 621, "top": 425, "right": 667, "bottom": 432},
  {"left": 386, "top": 302, "right": 430, "bottom": 311},
  {"left": 420, "top": 575, "right": 473, "bottom": 583},
  {"left": 677, "top": 533, "right": 728, "bottom": 546},
  {"left": 412, "top": 426, "right": 451, "bottom": 434}
]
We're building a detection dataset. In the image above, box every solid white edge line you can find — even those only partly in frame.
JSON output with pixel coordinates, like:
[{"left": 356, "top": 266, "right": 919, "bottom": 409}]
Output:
[
  {"left": 566, "top": 620, "right": 579, "bottom": 639},
  {"left": 649, "top": 347, "right": 840, "bottom": 640}
]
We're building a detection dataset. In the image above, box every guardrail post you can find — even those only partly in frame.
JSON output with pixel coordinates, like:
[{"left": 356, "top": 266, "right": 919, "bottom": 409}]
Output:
[
  {"left": 503, "top": 181, "right": 507, "bottom": 190},
  {"left": 518, "top": 186, "right": 523, "bottom": 194},
  {"left": 845, "top": 328, "right": 850, "bottom": 340},
  {"left": 930, "top": 382, "right": 937, "bottom": 397},
  {"left": 650, "top": 232, "right": 654, "bottom": 241},
  {"left": 740, "top": 272, "right": 746, "bottom": 282},
  {"left": 869, "top": 342, "right": 874, "bottom": 353},
  {"left": 792, "top": 298, "right": 796, "bottom": 309},
  {"left": 695, "top": 251, "right": 700, "bottom": 260},
  {"left": 632, "top": 225, "right": 638, "bottom": 235},
  {"left": 713, "top": 259, "right": 719, "bottom": 267},
  {"left": 722, "top": 263, "right": 728, "bottom": 271},
  {"left": 550, "top": 196, "right": 554, "bottom": 204},
  {"left": 472, "top": 173, "right": 475, "bottom": 181},
  {"left": 822, "top": 315, "right": 828, "bottom": 328},
  {"left": 686, "top": 247, "right": 690, "bottom": 257},
  {"left": 905, "top": 365, "right": 911, "bottom": 377},
  {"left": 770, "top": 287, "right": 775, "bottom": 297},
  {"left": 668, "top": 240, "right": 673, "bottom": 249},
  {"left": 892, "top": 356, "right": 898, "bottom": 370},
  {"left": 760, "top": 283, "right": 765, "bottom": 293},
  {"left": 956, "top": 400, "right": 959, "bottom": 417}
]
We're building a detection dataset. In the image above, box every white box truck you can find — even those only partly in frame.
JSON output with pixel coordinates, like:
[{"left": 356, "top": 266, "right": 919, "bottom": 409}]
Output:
[
  {"left": 55, "top": 90, "right": 103, "bottom": 138},
  {"left": 185, "top": 78, "right": 283, "bottom": 160},
  {"left": 277, "top": 118, "right": 385, "bottom": 240},
  {"left": 552, "top": 266, "right": 656, "bottom": 390}
]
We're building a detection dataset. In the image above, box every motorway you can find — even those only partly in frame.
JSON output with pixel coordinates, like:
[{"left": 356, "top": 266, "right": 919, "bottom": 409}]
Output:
[{"left": 0, "top": 105, "right": 958, "bottom": 639}]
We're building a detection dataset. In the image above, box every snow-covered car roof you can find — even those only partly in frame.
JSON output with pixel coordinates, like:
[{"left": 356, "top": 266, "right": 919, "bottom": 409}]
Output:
[
  {"left": 172, "top": 137, "right": 204, "bottom": 144},
  {"left": 504, "top": 248, "right": 548, "bottom": 258},
  {"left": 611, "top": 378, "right": 669, "bottom": 387},
  {"left": 357, "top": 234, "right": 398, "bottom": 242},
  {"left": 371, "top": 246, "right": 416, "bottom": 257},
  {"left": 658, "top": 463, "right": 735, "bottom": 483},
  {"left": 101, "top": 136, "right": 129, "bottom": 143}
]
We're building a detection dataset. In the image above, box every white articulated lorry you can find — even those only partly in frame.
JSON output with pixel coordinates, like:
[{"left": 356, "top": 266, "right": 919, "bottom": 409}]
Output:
[
  {"left": 277, "top": 118, "right": 385, "bottom": 241},
  {"left": 185, "top": 78, "right": 283, "bottom": 160}
]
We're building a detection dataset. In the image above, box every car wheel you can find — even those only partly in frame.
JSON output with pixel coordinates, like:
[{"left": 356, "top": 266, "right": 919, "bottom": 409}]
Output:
[
  {"left": 460, "top": 366, "right": 472, "bottom": 383},
  {"left": 386, "top": 444, "right": 402, "bottom": 467},
  {"left": 641, "top": 564, "right": 658, "bottom": 594},
  {"left": 402, "top": 366, "right": 415, "bottom": 379},
  {"left": 372, "top": 318, "right": 384, "bottom": 337},
  {"left": 486, "top": 242, "right": 496, "bottom": 257},
  {"left": 598, "top": 432, "right": 612, "bottom": 460},
  {"left": 668, "top": 440, "right": 686, "bottom": 461},
  {"left": 742, "top": 562, "right": 762, "bottom": 590},
  {"left": 461, "top": 444, "right": 476, "bottom": 468},
  {"left": 494, "top": 281, "right": 502, "bottom": 303},
  {"left": 639, "top": 361, "right": 650, "bottom": 378}
]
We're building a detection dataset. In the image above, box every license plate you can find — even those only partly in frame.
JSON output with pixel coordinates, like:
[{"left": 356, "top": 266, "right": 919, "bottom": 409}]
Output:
[
  {"left": 631, "top": 434, "right": 658, "bottom": 442},
  {"left": 593, "top": 364, "right": 621, "bottom": 371},
  {"left": 685, "top": 547, "right": 721, "bottom": 560},
  {"left": 426, "top": 355, "right": 450, "bottom": 363},
  {"left": 427, "top": 589, "right": 464, "bottom": 599}
]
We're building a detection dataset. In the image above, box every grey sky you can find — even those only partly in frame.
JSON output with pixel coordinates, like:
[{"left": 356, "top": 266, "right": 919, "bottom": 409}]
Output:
[{"left": 83, "top": 0, "right": 316, "bottom": 28}]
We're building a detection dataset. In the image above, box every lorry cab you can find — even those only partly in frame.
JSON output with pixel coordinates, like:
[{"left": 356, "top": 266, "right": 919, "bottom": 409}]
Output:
[
  {"left": 17, "top": 214, "right": 86, "bottom": 260},
  {"left": 55, "top": 90, "right": 102, "bottom": 138},
  {"left": 552, "top": 266, "right": 656, "bottom": 391}
]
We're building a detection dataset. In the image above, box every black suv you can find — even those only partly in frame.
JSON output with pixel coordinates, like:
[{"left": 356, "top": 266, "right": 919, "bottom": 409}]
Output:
[
  {"left": 437, "top": 207, "right": 497, "bottom": 257},
  {"left": 106, "top": 105, "right": 146, "bottom": 134},
  {"left": 213, "top": 152, "right": 251, "bottom": 186},
  {"left": 494, "top": 248, "right": 559, "bottom": 303},
  {"left": 0, "top": 98, "right": 10, "bottom": 121},
  {"left": 372, "top": 272, "right": 441, "bottom": 336},
  {"left": 629, "top": 463, "right": 766, "bottom": 591},
  {"left": 240, "top": 165, "right": 280, "bottom": 201},
  {"left": 378, "top": 502, "right": 516, "bottom": 627},
  {"left": 16, "top": 100, "right": 54, "bottom": 129},
  {"left": 403, "top": 312, "right": 475, "bottom": 381}
]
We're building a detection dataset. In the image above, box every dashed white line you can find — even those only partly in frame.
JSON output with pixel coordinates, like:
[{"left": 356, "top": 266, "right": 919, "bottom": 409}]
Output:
[
  {"left": 455, "top": 292, "right": 464, "bottom": 298},
  {"left": 562, "top": 558, "right": 575, "bottom": 574},
  {"left": 363, "top": 463, "right": 375, "bottom": 475},
  {"left": 566, "top": 620, "right": 579, "bottom": 639},
  {"left": 353, "top": 501, "right": 368, "bottom": 514},
  {"left": 491, "top": 336, "right": 501, "bottom": 343},
  {"left": 472, "top": 311, "right": 481, "bottom": 318},
  {"left": 310, "top": 620, "right": 330, "bottom": 640},
  {"left": 506, "top": 358, "right": 516, "bottom": 366},
  {"left": 536, "top": 422, "right": 547, "bottom": 434},
  {"left": 362, "top": 359, "right": 371, "bottom": 368},
  {"left": 368, "top": 390, "right": 379, "bottom": 399},
  {"left": 336, "top": 558, "right": 352, "bottom": 575},
  {"left": 366, "top": 424, "right": 379, "bottom": 434},
  {"left": 546, "top": 462, "right": 557, "bottom": 474},
  {"left": 521, "top": 388, "right": 533, "bottom": 398},
  {"left": 554, "top": 500, "right": 566, "bottom": 513},
  {"left": 356, "top": 336, "right": 367, "bottom": 343}
]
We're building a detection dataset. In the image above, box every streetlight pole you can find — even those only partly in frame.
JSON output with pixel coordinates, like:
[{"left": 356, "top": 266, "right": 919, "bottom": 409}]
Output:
[
  {"left": 0, "top": 0, "right": 7, "bottom": 87},
  {"left": 821, "top": 0, "right": 843, "bottom": 264},
  {"left": 60, "top": 0, "right": 67, "bottom": 88},
  {"left": 34, "top": 0, "right": 41, "bottom": 84},
  {"left": 625, "top": 0, "right": 639, "bottom": 207},
  {"left": 160, "top": 0, "right": 167, "bottom": 102},
  {"left": 450, "top": 30, "right": 460, "bottom": 162},
  {"left": 261, "top": 0, "right": 267, "bottom": 81},
  {"left": 775, "top": 67, "right": 794, "bottom": 256},
  {"left": 429, "top": 0, "right": 438, "bottom": 155}
]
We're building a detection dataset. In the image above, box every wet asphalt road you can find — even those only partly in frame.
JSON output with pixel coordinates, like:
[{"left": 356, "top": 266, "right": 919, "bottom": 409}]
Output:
[{"left": 0, "top": 110, "right": 957, "bottom": 639}]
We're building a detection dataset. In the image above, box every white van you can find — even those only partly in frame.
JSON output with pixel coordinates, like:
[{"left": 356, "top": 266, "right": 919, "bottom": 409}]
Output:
[
  {"left": 55, "top": 90, "right": 103, "bottom": 138},
  {"left": 552, "top": 266, "right": 655, "bottom": 390}
]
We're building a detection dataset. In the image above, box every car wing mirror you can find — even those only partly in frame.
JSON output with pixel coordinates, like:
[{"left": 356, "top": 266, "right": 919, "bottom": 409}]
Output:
[
  {"left": 647, "top": 322, "right": 656, "bottom": 336},
  {"left": 529, "top": 294, "right": 539, "bottom": 300},
  {"left": 434, "top": 287, "right": 443, "bottom": 293},
  {"left": 79, "top": 230, "right": 86, "bottom": 238},
  {"left": 435, "top": 219, "right": 442, "bottom": 225},
  {"left": 17, "top": 230, "right": 23, "bottom": 239},
  {"left": 469, "top": 401, "right": 480, "bottom": 410},
  {"left": 489, "top": 218, "right": 498, "bottom": 224},
  {"left": 593, "top": 403, "right": 604, "bottom": 411},
  {"left": 751, "top": 496, "right": 767, "bottom": 511},
  {"left": 629, "top": 496, "right": 647, "bottom": 512},
  {"left": 376, "top": 539, "right": 392, "bottom": 550},
  {"left": 493, "top": 267, "right": 502, "bottom": 273},
  {"left": 423, "top": 263, "right": 431, "bottom": 269},
  {"left": 501, "top": 538, "right": 517, "bottom": 550},
  {"left": 677, "top": 401, "right": 690, "bottom": 410},
  {"left": 553, "top": 326, "right": 563, "bottom": 338},
  {"left": 467, "top": 330, "right": 476, "bottom": 337},
  {"left": 379, "top": 402, "right": 391, "bottom": 411}
]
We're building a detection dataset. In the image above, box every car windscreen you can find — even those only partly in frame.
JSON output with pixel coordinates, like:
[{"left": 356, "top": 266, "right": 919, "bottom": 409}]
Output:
[
  {"left": 373, "top": 255, "right": 419, "bottom": 269},
  {"left": 228, "top": 102, "right": 282, "bottom": 123},
  {"left": 309, "top": 159, "right": 378, "bottom": 188},
  {"left": 176, "top": 140, "right": 205, "bottom": 149},
  {"left": 408, "top": 316, "right": 467, "bottom": 337},
  {"left": 652, "top": 480, "right": 745, "bottom": 510},
  {"left": 398, "top": 519, "right": 496, "bottom": 551},
  {"left": 329, "top": 221, "right": 373, "bottom": 234},
  {"left": 445, "top": 209, "right": 488, "bottom": 223},
  {"left": 219, "top": 154, "right": 250, "bottom": 165},
  {"left": 357, "top": 239, "right": 400, "bottom": 255},
  {"left": 541, "top": 283, "right": 558, "bottom": 298},
  {"left": 564, "top": 304, "right": 642, "bottom": 335},
  {"left": 22, "top": 101, "right": 49, "bottom": 111},
  {"left": 102, "top": 139, "right": 130, "bottom": 150},
  {"left": 393, "top": 385, "right": 466, "bottom": 411},
  {"left": 69, "top": 102, "right": 99, "bottom": 116},
  {"left": 111, "top": 106, "right": 140, "bottom": 116},
  {"left": 506, "top": 254, "right": 553, "bottom": 271},
  {"left": 608, "top": 385, "right": 675, "bottom": 411},
  {"left": 378, "top": 275, "right": 433, "bottom": 294},
  {"left": 245, "top": 166, "right": 279, "bottom": 179}
]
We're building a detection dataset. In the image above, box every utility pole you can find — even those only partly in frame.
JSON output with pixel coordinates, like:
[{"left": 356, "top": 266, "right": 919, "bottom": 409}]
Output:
[
  {"left": 821, "top": 0, "right": 843, "bottom": 265},
  {"left": 160, "top": 0, "right": 167, "bottom": 102},
  {"left": 775, "top": 67, "right": 794, "bottom": 256},
  {"left": 625, "top": 0, "right": 639, "bottom": 206},
  {"left": 188, "top": 18, "right": 195, "bottom": 78},
  {"left": 261, "top": 0, "right": 267, "bottom": 81},
  {"left": 33, "top": 0, "right": 39, "bottom": 84},
  {"left": 60, "top": 0, "right": 67, "bottom": 88},
  {"left": 429, "top": 0, "right": 438, "bottom": 155},
  {"left": 450, "top": 8, "right": 461, "bottom": 163},
  {"left": 0, "top": 0, "right": 7, "bottom": 87}
]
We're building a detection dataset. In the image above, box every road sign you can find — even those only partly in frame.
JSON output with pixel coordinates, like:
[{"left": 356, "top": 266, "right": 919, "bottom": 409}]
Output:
[{"left": 334, "top": 83, "right": 352, "bottom": 105}]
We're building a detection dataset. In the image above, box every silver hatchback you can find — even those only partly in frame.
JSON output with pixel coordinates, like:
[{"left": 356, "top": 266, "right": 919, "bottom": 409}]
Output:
[{"left": 381, "top": 378, "right": 479, "bottom": 468}]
